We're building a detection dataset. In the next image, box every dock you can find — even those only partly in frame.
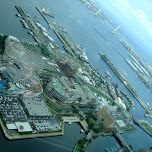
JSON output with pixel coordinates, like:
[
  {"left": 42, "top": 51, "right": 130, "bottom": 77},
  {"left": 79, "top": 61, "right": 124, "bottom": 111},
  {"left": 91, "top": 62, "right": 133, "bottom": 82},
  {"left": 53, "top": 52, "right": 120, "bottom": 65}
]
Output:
[
  {"left": 61, "top": 116, "right": 89, "bottom": 131},
  {"left": 40, "top": 8, "right": 54, "bottom": 18},
  {"left": 15, "top": 5, "right": 56, "bottom": 45},
  {"left": 53, "top": 30, "right": 77, "bottom": 58},
  {"left": 36, "top": 6, "right": 50, "bottom": 24},
  {"left": 133, "top": 118, "right": 152, "bottom": 137},
  {"left": 99, "top": 52, "right": 152, "bottom": 117},
  {"left": 36, "top": 6, "right": 67, "bottom": 33}
]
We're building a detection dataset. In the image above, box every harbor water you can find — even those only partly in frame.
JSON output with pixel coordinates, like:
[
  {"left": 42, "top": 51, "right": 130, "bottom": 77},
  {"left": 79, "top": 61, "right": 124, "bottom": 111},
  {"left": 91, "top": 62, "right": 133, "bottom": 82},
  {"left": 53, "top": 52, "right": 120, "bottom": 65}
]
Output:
[{"left": 0, "top": 0, "right": 152, "bottom": 151}]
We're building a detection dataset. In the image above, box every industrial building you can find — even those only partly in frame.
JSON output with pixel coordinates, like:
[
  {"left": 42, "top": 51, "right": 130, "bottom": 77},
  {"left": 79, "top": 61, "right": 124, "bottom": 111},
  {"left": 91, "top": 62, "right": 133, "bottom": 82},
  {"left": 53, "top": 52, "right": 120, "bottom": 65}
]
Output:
[
  {"left": 107, "top": 80, "right": 116, "bottom": 100},
  {"left": 22, "top": 97, "right": 52, "bottom": 118},
  {"left": 115, "top": 87, "right": 122, "bottom": 99},
  {"left": 32, "top": 119, "right": 62, "bottom": 132},
  {"left": 57, "top": 60, "right": 77, "bottom": 77}
]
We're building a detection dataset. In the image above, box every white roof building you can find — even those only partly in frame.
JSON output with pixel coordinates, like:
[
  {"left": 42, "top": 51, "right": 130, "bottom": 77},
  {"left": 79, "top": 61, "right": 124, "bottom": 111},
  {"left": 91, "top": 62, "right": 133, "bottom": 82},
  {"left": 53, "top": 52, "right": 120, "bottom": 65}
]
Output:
[{"left": 15, "top": 122, "right": 32, "bottom": 132}]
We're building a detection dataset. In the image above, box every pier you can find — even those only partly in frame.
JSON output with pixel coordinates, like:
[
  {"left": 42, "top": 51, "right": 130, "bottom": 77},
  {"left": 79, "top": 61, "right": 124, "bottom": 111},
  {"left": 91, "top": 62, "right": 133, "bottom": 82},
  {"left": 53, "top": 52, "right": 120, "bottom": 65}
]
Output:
[
  {"left": 15, "top": 5, "right": 57, "bottom": 47},
  {"left": 133, "top": 117, "right": 152, "bottom": 137},
  {"left": 99, "top": 52, "right": 152, "bottom": 118},
  {"left": 40, "top": 8, "right": 54, "bottom": 18},
  {"left": 36, "top": 6, "right": 67, "bottom": 33},
  {"left": 36, "top": 6, "right": 50, "bottom": 24}
]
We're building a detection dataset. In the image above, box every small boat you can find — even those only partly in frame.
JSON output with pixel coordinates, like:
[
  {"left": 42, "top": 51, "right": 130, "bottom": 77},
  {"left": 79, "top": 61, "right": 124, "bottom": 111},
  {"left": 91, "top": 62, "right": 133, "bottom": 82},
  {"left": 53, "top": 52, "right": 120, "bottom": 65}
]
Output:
[
  {"left": 105, "top": 71, "right": 111, "bottom": 78},
  {"left": 28, "top": 31, "right": 34, "bottom": 35},
  {"left": 16, "top": 14, "right": 22, "bottom": 18}
]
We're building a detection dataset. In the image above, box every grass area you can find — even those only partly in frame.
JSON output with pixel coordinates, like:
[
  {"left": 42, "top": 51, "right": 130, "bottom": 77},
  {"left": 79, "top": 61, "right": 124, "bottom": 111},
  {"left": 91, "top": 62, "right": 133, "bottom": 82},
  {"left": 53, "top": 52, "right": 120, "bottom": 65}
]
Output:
[
  {"left": 124, "top": 102, "right": 130, "bottom": 112},
  {"left": 88, "top": 86, "right": 114, "bottom": 102},
  {"left": 0, "top": 35, "right": 7, "bottom": 54},
  {"left": 85, "top": 111, "right": 103, "bottom": 133},
  {"left": 75, "top": 137, "right": 92, "bottom": 152},
  {"left": 39, "top": 44, "right": 50, "bottom": 57},
  {"left": 46, "top": 99, "right": 62, "bottom": 113},
  {"left": 120, "top": 91, "right": 133, "bottom": 106},
  {"left": 49, "top": 108, "right": 57, "bottom": 114},
  {"left": 48, "top": 103, "right": 62, "bottom": 113},
  {"left": 54, "top": 80, "right": 65, "bottom": 95},
  {"left": 93, "top": 124, "right": 103, "bottom": 133},
  {"left": 44, "top": 69, "right": 64, "bottom": 76},
  {"left": 49, "top": 54, "right": 57, "bottom": 60},
  {"left": 75, "top": 144, "right": 82, "bottom": 152},
  {"left": 141, "top": 121, "right": 152, "bottom": 133}
]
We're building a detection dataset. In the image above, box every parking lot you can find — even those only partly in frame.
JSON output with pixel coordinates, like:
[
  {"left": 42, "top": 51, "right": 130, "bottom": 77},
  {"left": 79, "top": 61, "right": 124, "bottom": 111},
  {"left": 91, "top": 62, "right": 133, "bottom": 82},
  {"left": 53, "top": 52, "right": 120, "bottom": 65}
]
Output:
[{"left": 0, "top": 95, "right": 27, "bottom": 124}]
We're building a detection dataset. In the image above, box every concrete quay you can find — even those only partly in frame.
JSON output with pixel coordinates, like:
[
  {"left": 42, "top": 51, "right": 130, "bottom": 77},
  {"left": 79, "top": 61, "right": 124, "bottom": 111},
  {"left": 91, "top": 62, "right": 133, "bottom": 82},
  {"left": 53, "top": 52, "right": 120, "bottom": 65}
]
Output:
[
  {"left": 0, "top": 118, "right": 64, "bottom": 140},
  {"left": 15, "top": 6, "right": 53, "bottom": 45},
  {"left": 36, "top": 6, "right": 50, "bottom": 24},
  {"left": 133, "top": 118, "right": 152, "bottom": 137},
  {"left": 61, "top": 116, "right": 88, "bottom": 131},
  {"left": 99, "top": 52, "right": 152, "bottom": 118},
  {"left": 36, "top": 6, "right": 67, "bottom": 33},
  {"left": 40, "top": 8, "right": 54, "bottom": 18}
]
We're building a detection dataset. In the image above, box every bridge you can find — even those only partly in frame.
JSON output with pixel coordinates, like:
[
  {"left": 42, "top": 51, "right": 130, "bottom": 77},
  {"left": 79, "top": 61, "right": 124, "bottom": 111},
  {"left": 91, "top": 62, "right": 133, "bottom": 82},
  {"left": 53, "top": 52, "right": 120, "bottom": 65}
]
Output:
[{"left": 113, "top": 131, "right": 133, "bottom": 152}]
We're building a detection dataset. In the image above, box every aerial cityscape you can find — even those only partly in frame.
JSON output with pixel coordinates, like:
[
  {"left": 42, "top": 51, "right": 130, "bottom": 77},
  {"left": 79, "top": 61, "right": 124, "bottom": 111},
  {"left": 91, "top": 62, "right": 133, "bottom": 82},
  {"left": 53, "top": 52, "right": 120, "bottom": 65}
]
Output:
[{"left": 0, "top": 0, "right": 152, "bottom": 152}]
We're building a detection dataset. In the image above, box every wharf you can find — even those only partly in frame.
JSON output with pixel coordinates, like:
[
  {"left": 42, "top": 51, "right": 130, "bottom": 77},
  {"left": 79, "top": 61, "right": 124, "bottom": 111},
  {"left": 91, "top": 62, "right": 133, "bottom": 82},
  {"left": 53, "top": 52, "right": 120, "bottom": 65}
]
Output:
[
  {"left": 15, "top": 6, "right": 54, "bottom": 45},
  {"left": 61, "top": 116, "right": 88, "bottom": 131},
  {"left": 125, "top": 58, "right": 152, "bottom": 91},
  {"left": 53, "top": 30, "right": 77, "bottom": 58},
  {"left": 36, "top": 6, "right": 50, "bottom": 24},
  {"left": 36, "top": 6, "right": 67, "bottom": 33},
  {"left": 99, "top": 52, "right": 152, "bottom": 117},
  {"left": 41, "top": 8, "right": 54, "bottom": 18},
  {"left": 133, "top": 118, "right": 152, "bottom": 137}
]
